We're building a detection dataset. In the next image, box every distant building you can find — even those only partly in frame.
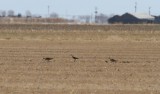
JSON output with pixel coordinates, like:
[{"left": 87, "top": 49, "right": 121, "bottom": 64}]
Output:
[
  {"left": 108, "top": 13, "right": 155, "bottom": 24},
  {"left": 154, "top": 16, "right": 160, "bottom": 24}
]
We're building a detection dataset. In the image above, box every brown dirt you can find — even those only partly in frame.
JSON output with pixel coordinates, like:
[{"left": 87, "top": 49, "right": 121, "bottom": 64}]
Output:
[{"left": 0, "top": 40, "right": 160, "bottom": 94}]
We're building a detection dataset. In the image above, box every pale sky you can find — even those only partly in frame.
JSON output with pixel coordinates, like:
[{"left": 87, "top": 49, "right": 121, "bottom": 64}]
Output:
[{"left": 0, "top": 0, "right": 159, "bottom": 17}]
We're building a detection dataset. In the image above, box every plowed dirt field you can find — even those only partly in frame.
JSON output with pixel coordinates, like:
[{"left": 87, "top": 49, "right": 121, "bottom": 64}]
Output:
[
  {"left": 0, "top": 24, "right": 160, "bottom": 94},
  {"left": 0, "top": 40, "right": 160, "bottom": 94}
]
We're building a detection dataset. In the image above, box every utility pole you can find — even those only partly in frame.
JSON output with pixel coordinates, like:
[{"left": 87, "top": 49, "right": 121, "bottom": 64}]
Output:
[
  {"left": 95, "top": 7, "right": 98, "bottom": 23},
  {"left": 135, "top": 2, "right": 137, "bottom": 13},
  {"left": 48, "top": 5, "right": 50, "bottom": 18},
  {"left": 149, "top": 7, "right": 151, "bottom": 15}
]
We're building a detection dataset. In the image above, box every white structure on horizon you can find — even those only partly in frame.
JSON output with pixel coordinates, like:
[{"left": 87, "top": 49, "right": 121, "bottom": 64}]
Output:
[{"left": 130, "top": 12, "right": 155, "bottom": 20}]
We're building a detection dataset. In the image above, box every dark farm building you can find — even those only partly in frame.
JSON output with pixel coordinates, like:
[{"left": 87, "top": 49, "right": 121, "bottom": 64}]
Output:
[{"left": 108, "top": 13, "right": 155, "bottom": 24}]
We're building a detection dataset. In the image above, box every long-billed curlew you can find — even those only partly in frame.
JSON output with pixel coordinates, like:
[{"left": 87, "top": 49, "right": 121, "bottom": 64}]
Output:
[
  {"left": 43, "top": 57, "right": 53, "bottom": 62},
  {"left": 109, "top": 57, "right": 117, "bottom": 63},
  {"left": 71, "top": 54, "right": 79, "bottom": 62},
  {"left": 105, "top": 60, "right": 108, "bottom": 63}
]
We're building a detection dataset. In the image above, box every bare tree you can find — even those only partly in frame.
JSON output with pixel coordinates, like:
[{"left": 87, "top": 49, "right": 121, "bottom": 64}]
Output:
[
  {"left": 32, "top": 14, "right": 41, "bottom": 18},
  {"left": 25, "top": 10, "right": 32, "bottom": 18},
  {"left": 50, "top": 12, "right": 59, "bottom": 18},
  {"left": 0, "top": 10, "right": 6, "bottom": 17},
  {"left": 78, "top": 15, "right": 91, "bottom": 23},
  {"left": 0, "top": 10, "right": 3, "bottom": 17},
  {"left": 8, "top": 10, "right": 14, "bottom": 17},
  {"left": 17, "top": 13, "right": 22, "bottom": 18},
  {"left": 2, "top": 11, "right": 6, "bottom": 17},
  {"left": 96, "top": 13, "right": 108, "bottom": 24}
]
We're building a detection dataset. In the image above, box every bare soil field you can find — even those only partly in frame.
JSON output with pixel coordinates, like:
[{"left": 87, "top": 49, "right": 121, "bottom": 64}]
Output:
[{"left": 0, "top": 24, "right": 160, "bottom": 94}]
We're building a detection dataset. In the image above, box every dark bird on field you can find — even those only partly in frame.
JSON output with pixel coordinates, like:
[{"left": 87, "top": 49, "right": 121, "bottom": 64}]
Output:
[
  {"left": 109, "top": 57, "right": 117, "bottom": 63},
  {"left": 71, "top": 54, "right": 79, "bottom": 62},
  {"left": 43, "top": 57, "right": 53, "bottom": 62},
  {"left": 105, "top": 61, "right": 108, "bottom": 63}
]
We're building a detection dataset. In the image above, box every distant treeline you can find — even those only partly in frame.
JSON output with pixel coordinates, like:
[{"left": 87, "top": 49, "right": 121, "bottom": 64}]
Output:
[{"left": 0, "top": 17, "right": 75, "bottom": 24}]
